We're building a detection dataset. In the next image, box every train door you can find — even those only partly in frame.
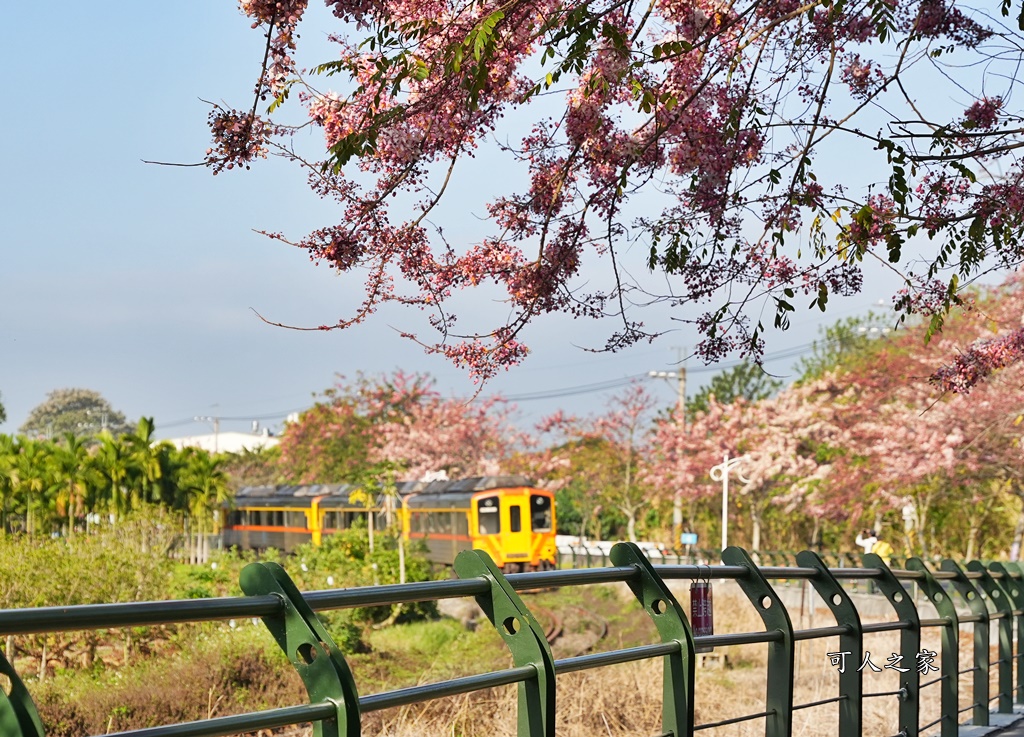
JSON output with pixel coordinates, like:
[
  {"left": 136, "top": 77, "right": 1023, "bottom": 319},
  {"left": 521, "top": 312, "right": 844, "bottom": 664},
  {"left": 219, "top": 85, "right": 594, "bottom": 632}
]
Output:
[{"left": 501, "top": 493, "right": 531, "bottom": 569}]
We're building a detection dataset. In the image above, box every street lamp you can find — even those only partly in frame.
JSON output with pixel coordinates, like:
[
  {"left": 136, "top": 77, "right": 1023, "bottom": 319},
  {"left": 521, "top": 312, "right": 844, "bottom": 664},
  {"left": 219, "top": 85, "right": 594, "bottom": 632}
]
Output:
[{"left": 709, "top": 453, "right": 749, "bottom": 552}]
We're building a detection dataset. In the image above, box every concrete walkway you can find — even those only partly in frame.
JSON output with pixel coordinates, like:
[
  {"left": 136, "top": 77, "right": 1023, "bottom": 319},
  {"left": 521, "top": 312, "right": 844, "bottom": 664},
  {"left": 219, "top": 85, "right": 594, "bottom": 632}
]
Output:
[{"left": 948, "top": 706, "right": 1024, "bottom": 737}]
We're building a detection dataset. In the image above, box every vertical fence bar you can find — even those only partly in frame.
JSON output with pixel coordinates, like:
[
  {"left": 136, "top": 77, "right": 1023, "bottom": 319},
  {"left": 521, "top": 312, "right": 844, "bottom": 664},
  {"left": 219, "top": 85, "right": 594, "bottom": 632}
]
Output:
[
  {"left": 239, "top": 562, "right": 361, "bottom": 737},
  {"left": 941, "top": 560, "right": 989, "bottom": 726},
  {"left": 990, "top": 562, "right": 1024, "bottom": 706},
  {"left": 970, "top": 561, "right": 1014, "bottom": 714},
  {"left": 796, "top": 551, "right": 862, "bottom": 737},
  {"left": 722, "top": 546, "right": 794, "bottom": 737},
  {"left": 905, "top": 557, "right": 958, "bottom": 737},
  {"left": 454, "top": 549, "right": 556, "bottom": 737},
  {"left": 863, "top": 552, "right": 921, "bottom": 737},
  {"left": 611, "top": 542, "right": 695, "bottom": 737}
]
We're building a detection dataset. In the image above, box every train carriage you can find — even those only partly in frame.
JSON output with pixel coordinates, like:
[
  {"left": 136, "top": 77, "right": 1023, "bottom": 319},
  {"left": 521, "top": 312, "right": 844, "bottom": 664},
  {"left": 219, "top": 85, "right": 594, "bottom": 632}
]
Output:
[
  {"left": 401, "top": 476, "right": 557, "bottom": 572},
  {"left": 221, "top": 476, "right": 557, "bottom": 572},
  {"left": 221, "top": 484, "right": 381, "bottom": 551}
]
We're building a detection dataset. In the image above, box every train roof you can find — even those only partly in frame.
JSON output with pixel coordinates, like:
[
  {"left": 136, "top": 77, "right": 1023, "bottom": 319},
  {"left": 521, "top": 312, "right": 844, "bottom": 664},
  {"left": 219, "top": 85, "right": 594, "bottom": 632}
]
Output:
[
  {"left": 399, "top": 475, "right": 539, "bottom": 497},
  {"left": 230, "top": 477, "right": 542, "bottom": 507},
  {"left": 234, "top": 484, "right": 357, "bottom": 499}
]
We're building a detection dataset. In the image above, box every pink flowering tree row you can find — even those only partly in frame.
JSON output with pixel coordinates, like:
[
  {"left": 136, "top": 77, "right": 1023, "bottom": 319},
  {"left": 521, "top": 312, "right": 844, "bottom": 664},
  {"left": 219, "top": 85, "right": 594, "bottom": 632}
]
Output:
[
  {"left": 646, "top": 275, "right": 1024, "bottom": 556},
  {"left": 207, "top": 0, "right": 1024, "bottom": 388}
]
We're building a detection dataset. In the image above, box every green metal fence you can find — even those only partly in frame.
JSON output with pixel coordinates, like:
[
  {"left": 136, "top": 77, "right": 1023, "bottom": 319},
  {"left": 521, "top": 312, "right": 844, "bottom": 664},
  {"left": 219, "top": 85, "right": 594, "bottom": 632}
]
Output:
[{"left": 1, "top": 543, "right": 1023, "bottom": 737}]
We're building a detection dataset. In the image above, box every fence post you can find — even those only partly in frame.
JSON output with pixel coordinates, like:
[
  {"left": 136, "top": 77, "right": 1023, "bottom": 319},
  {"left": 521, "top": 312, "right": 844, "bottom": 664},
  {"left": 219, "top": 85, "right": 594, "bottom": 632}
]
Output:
[
  {"left": 722, "top": 546, "right": 794, "bottom": 737},
  {"left": 610, "top": 541, "right": 696, "bottom": 737},
  {"left": 970, "top": 561, "right": 1014, "bottom": 714},
  {"left": 941, "top": 559, "right": 989, "bottom": 726},
  {"left": 989, "top": 562, "right": 1024, "bottom": 706},
  {"left": 454, "top": 549, "right": 555, "bottom": 737},
  {"left": 905, "top": 557, "right": 958, "bottom": 737},
  {"left": 862, "top": 552, "right": 921, "bottom": 737},
  {"left": 0, "top": 648, "right": 45, "bottom": 737},
  {"left": 796, "top": 551, "right": 863, "bottom": 737},
  {"left": 239, "top": 562, "right": 361, "bottom": 737}
]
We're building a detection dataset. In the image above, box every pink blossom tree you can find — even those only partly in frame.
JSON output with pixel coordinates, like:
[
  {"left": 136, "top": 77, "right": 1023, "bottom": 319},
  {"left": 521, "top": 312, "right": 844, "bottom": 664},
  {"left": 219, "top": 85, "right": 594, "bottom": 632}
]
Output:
[
  {"left": 206, "top": 0, "right": 1024, "bottom": 388},
  {"left": 537, "top": 384, "right": 659, "bottom": 541},
  {"left": 371, "top": 391, "right": 520, "bottom": 478}
]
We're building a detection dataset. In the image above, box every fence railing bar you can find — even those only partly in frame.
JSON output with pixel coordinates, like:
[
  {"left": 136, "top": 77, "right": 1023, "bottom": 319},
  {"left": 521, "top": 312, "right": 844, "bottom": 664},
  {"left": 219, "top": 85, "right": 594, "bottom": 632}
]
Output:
[
  {"left": 656, "top": 564, "right": 749, "bottom": 580},
  {"left": 991, "top": 659, "right": 1007, "bottom": 666},
  {"left": 554, "top": 643, "right": 680, "bottom": 675},
  {"left": 359, "top": 665, "right": 537, "bottom": 712},
  {"left": 921, "top": 675, "right": 950, "bottom": 688},
  {"left": 305, "top": 577, "right": 490, "bottom": 610},
  {"left": 831, "top": 567, "right": 887, "bottom": 580},
  {"left": 758, "top": 566, "right": 817, "bottom": 579},
  {"left": 699, "top": 630, "right": 785, "bottom": 647},
  {"left": 893, "top": 569, "right": 927, "bottom": 580},
  {"left": 958, "top": 666, "right": 981, "bottom": 674},
  {"left": 793, "top": 625, "right": 851, "bottom": 641},
  {"left": 0, "top": 595, "right": 283, "bottom": 636},
  {"left": 507, "top": 566, "right": 640, "bottom": 589},
  {"left": 792, "top": 695, "right": 848, "bottom": 711},
  {"left": 960, "top": 614, "right": 984, "bottom": 623},
  {"left": 920, "top": 617, "right": 953, "bottom": 628},
  {"left": 693, "top": 708, "right": 776, "bottom": 731},
  {"left": 101, "top": 701, "right": 337, "bottom": 737},
  {"left": 864, "top": 689, "right": 907, "bottom": 698},
  {"left": 862, "top": 620, "right": 913, "bottom": 633},
  {"left": 958, "top": 702, "right": 983, "bottom": 713},
  {"left": 920, "top": 715, "right": 946, "bottom": 731}
]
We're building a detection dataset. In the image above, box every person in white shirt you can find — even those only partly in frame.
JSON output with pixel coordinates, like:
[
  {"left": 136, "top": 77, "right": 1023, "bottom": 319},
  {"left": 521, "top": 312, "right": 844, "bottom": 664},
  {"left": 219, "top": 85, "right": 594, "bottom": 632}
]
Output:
[{"left": 855, "top": 529, "right": 878, "bottom": 555}]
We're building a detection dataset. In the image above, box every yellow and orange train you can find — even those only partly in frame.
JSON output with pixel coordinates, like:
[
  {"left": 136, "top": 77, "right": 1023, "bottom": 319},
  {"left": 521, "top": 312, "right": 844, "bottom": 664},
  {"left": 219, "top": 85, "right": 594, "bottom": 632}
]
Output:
[{"left": 220, "top": 476, "right": 557, "bottom": 572}]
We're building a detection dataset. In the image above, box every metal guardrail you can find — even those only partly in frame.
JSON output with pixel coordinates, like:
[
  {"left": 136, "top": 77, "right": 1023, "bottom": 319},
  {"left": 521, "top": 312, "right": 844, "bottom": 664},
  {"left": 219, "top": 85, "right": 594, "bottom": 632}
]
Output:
[{"left": 1, "top": 544, "right": 1023, "bottom": 737}]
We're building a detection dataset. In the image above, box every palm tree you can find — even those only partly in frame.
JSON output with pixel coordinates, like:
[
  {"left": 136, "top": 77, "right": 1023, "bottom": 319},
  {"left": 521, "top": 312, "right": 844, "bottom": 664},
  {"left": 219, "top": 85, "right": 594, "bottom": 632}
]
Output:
[
  {"left": 96, "top": 435, "right": 133, "bottom": 519},
  {"left": 49, "top": 433, "right": 102, "bottom": 535},
  {"left": 122, "top": 418, "right": 170, "bottom": 507},
  {"left": 12, "top": 439, "right": 58, "bottom": 535},
  {"left": 176, "top": 447, "right": 230, "bottom": 562},
  {"left": 0, "top": 435, "right": 19, "bottom": 533}
]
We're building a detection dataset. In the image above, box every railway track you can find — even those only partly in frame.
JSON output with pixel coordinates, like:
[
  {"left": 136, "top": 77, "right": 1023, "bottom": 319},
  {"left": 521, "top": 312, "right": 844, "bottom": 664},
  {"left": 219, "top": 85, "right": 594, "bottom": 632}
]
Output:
[{"left": 531, "top": 604, "right": 607, "bottom": 656}]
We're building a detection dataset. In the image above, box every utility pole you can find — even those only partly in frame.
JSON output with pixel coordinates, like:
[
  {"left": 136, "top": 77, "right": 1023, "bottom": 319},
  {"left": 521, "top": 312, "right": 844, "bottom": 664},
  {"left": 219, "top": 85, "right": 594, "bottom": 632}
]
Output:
[
  {"left": 648, "top": 347, "right": 688, "bottom": 549},
  {"left": 194, "top": 415, "right": 221, "bottom": 453}
]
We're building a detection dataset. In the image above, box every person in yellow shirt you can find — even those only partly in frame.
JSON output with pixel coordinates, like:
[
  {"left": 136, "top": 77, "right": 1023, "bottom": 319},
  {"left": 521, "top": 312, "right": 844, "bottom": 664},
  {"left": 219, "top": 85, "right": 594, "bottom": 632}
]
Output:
[{"left": 873, "top": 539, "right": 894, "bottom": 565}]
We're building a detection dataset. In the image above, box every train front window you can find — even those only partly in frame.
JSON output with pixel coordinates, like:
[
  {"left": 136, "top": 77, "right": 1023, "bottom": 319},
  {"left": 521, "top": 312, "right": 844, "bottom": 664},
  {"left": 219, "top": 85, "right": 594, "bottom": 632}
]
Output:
[
  {"left": 477, "top": 497, "right": 500, "bottom": 535},
  {"left": 530, "top": 495, "right": 552, "bottom": 532},
  {"left": 510, "top": 505, "right": 522, "bottom": 532}
]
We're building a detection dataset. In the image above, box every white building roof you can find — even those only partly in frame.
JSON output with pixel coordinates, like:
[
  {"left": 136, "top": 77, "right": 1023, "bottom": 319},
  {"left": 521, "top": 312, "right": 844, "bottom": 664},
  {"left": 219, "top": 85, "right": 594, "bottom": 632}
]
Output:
[{"left": 166, "top": 431, "right": 279, "bottom": 455}]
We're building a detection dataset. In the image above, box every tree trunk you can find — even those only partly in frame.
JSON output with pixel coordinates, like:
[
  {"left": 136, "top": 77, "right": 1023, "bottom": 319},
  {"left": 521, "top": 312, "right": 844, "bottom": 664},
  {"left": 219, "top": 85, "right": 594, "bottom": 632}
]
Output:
[
  {"left": 39, "top": 638, "right": 47, "bottom": 682},
  {"left": 1011, "top": 507, "right": 1024, "bottom": 561},
  {"left": 810, "top": 517, "right": 822, "bottom": 549},
  {"left": 751, "top": 506, "right": 762, "bottom": 553},
  {"left": 626, "top": 511, "right": 637, "bottom": 543}
]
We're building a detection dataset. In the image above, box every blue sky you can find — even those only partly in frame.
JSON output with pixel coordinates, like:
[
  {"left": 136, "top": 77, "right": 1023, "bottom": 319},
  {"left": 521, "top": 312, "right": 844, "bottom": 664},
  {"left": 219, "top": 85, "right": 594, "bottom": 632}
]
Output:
[{"left": 2, "top": 3, "right": 914, "bottom": 439}]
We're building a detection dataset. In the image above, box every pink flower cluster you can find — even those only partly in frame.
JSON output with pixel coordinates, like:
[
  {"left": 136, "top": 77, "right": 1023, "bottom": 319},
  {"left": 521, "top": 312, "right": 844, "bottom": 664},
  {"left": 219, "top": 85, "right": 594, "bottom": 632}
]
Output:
[
  {"left": 931, "top": 328, "right": 1024, "bottom": 394},
  {"left": 962, "top": 97, "right": 1002, "bottom": 131},
  {"left": 214, "top": 0, "right": 1020, "bottom": 385},
  {"left": 205, "top": 108, "right": 269, "bottom": 174}
]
